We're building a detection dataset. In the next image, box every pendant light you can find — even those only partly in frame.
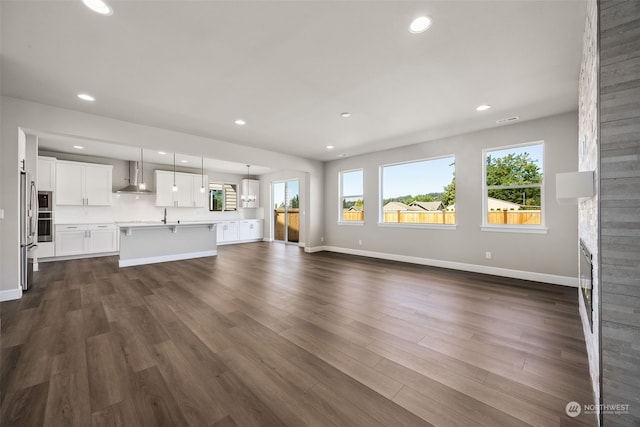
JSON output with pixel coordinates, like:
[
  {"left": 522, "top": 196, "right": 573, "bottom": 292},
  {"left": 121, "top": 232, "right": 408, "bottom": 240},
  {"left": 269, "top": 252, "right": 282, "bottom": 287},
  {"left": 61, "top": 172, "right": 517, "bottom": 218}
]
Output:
[
  {"left": 138, "top": 148, "right": 146, "bottom": 190},
  {"left": 172, "top": 153, "right": 178, "bottom": 192},
  {"left": 241, "top": 164, "right": 256, "bottom": 205},
  {"left": 200, "top": 157, "right": 205, "bottom": 192}
]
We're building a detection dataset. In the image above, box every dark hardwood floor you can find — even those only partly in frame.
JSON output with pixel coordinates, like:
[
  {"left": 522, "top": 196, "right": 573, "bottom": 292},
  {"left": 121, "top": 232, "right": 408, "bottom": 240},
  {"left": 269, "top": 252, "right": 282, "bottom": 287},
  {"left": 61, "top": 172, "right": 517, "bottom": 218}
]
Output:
[{"left": 1, "top": 242, "right": 596, "bottom": 426}]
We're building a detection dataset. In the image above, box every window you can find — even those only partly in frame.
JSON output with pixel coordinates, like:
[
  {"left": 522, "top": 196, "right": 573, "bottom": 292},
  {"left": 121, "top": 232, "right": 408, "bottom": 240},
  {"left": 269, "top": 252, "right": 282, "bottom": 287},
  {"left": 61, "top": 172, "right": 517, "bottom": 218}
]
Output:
[
  {"left": 209, "top": 183, "right": 237, "bottom": 211},
  {"left": 339, "top": 169, "right": 364, "bottom": 222},
  {"left": 483, "top": 142, "right": 543, "bottom": 229},
  {"left": 380, "top": 156, "right": 455, "bottom": 225}
]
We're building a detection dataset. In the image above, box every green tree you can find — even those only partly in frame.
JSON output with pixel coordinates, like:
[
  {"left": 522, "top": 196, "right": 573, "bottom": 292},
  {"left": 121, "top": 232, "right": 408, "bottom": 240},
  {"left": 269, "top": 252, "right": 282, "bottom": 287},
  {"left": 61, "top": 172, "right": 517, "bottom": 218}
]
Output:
[
  {"left": 486, "top": 152, "right": 541, "bottom": 207},
  {"left": 441, "top": 176, "right": 455, "bottom": 207},
  {"left": 290, "top": 194, "right": 300, "bottom": 209}
]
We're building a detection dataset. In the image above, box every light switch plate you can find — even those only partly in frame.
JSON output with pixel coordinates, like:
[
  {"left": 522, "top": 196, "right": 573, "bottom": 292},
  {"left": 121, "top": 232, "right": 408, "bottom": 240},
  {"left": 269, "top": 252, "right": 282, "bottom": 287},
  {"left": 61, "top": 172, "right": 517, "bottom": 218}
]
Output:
[{"left": 0, "top": 209, "right": 4, "bottom": 219}]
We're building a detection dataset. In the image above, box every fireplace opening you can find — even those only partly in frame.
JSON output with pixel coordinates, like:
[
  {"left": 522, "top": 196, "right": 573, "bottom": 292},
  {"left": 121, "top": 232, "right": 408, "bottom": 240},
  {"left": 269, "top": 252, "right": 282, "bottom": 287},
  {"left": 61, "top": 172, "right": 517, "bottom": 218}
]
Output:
[{"left": 579, "top": 240, "right": 593, "bottom": 331}]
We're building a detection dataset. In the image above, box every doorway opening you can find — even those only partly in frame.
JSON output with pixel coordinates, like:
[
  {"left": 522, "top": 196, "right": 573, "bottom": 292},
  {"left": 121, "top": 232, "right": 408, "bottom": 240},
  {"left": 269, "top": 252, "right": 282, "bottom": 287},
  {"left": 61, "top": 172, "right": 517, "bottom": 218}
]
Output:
[{"left": 273, "top": 180, "right": 299, "bottom": 244}]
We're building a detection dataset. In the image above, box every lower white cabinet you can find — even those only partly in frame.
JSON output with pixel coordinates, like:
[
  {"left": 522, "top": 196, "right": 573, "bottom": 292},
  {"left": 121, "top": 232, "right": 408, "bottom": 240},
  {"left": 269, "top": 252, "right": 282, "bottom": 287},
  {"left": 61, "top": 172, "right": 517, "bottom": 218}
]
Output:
[
  {"left": 217, "top": 220, "right": 239, "bottom": 243},
  {"left": 217, "top": 220, "right": 262, "bottom": 244},
  {"left": 55, "top": 224, "right": 117, "bottom": 257},
  {"left": 239, "top": 220, "right": 263, "bottom": 241}
]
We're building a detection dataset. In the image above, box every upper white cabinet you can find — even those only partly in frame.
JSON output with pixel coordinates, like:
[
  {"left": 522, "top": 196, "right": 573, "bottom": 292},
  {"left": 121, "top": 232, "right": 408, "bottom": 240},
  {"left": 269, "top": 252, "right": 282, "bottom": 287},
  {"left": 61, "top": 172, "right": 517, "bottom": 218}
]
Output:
[
  {"left": 37, "top": 156, "right": 56, "bottom": 192},
  {"left": 241, "top": 179, "right": 259, "bottom": 208},
  {"left": 155, "top": 170, "right": 208, "bottom": 208},
  {"left": 56, "top": 161, "right": 112, "bottom": 206}
]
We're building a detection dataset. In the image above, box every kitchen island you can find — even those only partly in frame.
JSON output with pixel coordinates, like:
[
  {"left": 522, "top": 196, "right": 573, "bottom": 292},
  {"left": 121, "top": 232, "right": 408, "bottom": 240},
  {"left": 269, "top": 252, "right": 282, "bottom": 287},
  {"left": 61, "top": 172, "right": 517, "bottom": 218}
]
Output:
[{"left": 118, "top": 221, "right": 217, "bottom": 267}]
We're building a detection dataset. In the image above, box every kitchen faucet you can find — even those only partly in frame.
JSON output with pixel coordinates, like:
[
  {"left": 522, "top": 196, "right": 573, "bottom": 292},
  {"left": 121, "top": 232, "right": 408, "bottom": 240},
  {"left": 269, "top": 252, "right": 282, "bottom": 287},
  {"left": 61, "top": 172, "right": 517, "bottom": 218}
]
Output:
[{"left": 162, "top": 208, "right": 167, "bottom": 224}]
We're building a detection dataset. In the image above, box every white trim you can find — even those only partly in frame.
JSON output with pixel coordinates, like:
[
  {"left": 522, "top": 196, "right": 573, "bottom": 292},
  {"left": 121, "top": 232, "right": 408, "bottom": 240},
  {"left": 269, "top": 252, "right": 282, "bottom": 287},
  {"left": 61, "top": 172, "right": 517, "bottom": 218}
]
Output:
[
  {"left": 119, "top": 250, "right": 217, "bottom": 267},
  {"left": 38, "top": 251, "right": 119, "bottom": 262},
  {"left": 0, "top": 287, "right": 22, "bottom": 302},
  {"left": 304, "top": 245, "right": 327, "bottom": 254},
  {"left": 482, "top": 140, "right": 545, "bottom": 228},
  {"left": 377, "top": 223, "right": 457, "bottom": 230},
  {"left": 337, "top": 221, "right": 364, "bottom": 226},
  {"left": 310, "top": 245, "right": 577, "bottom": 287},
  {"left": 481, "top": 226, "right": 548, "bottom": 234},
  {"left": 379, "top": 154, "right": 456, "bottom": 223}
]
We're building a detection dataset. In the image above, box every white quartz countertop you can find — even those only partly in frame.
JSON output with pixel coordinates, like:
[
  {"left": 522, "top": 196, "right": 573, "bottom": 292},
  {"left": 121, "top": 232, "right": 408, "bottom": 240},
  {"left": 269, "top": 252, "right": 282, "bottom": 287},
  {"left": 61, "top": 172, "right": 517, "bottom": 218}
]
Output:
[{"left": 117, "top": 220, "right": 218, "bottom": 228}]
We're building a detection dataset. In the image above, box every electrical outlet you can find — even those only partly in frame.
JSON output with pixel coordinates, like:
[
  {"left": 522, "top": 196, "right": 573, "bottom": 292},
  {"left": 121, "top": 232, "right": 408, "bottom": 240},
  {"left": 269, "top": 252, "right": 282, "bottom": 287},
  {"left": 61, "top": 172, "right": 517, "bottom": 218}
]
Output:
[
  {"left": 358, "top": 239, "right": 363, "bottom": 245},
  {"left": 485, "top": 251, "right": 492, "bottom": 260},
  {"left": 320, "top": 236, "right": 324, "bottom": 242},
  {"left": 0, "top": 209, "right": 4, "bottom": 220}
]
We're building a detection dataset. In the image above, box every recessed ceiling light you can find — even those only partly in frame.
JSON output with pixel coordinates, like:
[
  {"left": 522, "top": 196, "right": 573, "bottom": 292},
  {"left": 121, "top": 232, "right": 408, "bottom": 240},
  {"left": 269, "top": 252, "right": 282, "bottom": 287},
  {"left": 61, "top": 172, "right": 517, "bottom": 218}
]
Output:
[
  {"left": 158, "top": 151, "right": 167, "bottom": 155},
  {"left": 476, "top": 104, "right": 492, "bottom": 111},
  {"left": 326, "top": 145, "right": 335, "bottom": 150},
  {"left": 340, "top": 112, "right": 351, "bottom": 118},
  {"left": 77, "top": 93, "right": 95, "bottom": 102},
  {"left": 336, "top": 153, "right": 347, "bottom": 158},
  {"left": 234, "top": 119, "right": 246, "bottom": 126},
  {"left": 409, "top": 16, "right": 432, "bottom": 34},
  {"left": 180, "top": 160, "right": 188, "bottom": 163},
  {"left": 82, "top": 0, "right": 113, "bottom": 16},
  {"left": 73, "top": 145, "right": 84, "bottom": 149}
]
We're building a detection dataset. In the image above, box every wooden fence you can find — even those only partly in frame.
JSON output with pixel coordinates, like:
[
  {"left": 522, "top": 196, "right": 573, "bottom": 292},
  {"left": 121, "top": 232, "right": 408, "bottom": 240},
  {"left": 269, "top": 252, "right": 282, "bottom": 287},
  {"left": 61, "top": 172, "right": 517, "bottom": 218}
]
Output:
[
  {"left": 342, "top": 210, "right": 541, "bottom": 225},
  {"left": 274, "top": 209, "right": 299, "bottom": 242},
  {"left": 486, "top": 210, "right": 540, "bottom": 225}
]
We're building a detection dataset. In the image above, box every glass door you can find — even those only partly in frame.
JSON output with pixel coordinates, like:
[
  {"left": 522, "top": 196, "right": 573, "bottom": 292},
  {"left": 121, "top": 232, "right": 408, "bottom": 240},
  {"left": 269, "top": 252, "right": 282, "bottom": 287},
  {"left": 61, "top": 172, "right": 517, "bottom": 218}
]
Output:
[{"left": 273, "top": 180, "right": 299, "bottom": 244}]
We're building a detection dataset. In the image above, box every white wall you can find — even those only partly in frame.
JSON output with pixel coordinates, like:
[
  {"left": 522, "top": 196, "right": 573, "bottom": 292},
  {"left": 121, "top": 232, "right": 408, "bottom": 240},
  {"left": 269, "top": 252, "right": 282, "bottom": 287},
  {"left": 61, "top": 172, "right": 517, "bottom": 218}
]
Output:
[
  {"left": 259, "top": 169, "right": 312, "bottom": 245},
  {"left": 0, "top": 96, "right": 324, "bottom": 297},
  {"left": 323, "top": 112, "right": 579, "bottom": 284}
]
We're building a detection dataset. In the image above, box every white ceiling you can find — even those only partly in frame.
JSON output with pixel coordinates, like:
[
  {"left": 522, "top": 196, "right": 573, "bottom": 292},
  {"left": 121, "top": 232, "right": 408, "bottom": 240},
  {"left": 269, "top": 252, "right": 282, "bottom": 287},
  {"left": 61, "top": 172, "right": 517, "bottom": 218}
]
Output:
[{"left": 1, "top": 0, "right": 586, "bottom": 165}]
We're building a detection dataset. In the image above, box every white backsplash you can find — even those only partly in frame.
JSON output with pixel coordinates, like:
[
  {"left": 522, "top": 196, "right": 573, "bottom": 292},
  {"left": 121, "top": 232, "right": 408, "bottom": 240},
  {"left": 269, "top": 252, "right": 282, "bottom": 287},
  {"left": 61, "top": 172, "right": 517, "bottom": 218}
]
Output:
[{"left": 55, "top": 193, "right": 263, "bottom": 224}]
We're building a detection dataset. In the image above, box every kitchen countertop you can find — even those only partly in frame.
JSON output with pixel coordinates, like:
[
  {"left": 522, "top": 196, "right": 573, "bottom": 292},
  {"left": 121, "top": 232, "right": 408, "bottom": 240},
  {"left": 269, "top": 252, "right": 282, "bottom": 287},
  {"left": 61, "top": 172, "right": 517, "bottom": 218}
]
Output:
[{"left": 117, "top": 220, "right": 219, "bottom": 228}]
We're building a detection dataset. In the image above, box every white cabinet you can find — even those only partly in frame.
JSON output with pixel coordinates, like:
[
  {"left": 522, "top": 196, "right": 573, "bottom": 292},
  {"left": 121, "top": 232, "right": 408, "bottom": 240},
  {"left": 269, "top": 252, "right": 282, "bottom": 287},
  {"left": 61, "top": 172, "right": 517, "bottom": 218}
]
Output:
[
  {"left": 155, "top": 170, "right": 208, "bottom": 207},
  {"left": 19, "top": 129, "right": 26, "bottom": 172},
  {"left": 55, "top": 224, "right": 117, "bottom": 256},
  {"left": 37, "top": 156, "right": 56, "bottom": 192},
  {"left": 239, "top": 220, "right": 263, "bottom": 241},
  {"left": 217, "top": 221, "right": 239, "bottom": 243},
  {"left": 88, "top": 224, "right": 118, "bottom": 253},
  {"left": 241, "top": 179, "right": 259, "bottom": 208},
  {"left": 155, "top": 171, "right": 175, "bottom": 207},
  {"left": 217, "top": 219, "right": 262, "bottom": 244},
  {"left": 55, "top": 225, "right": 87, "bottom": 256},
  {"left": 56, "top": 161, "right": 112, "bottom": 206},
  {"left": 36, "top": 242, "right": 55, "bottom": 258}
]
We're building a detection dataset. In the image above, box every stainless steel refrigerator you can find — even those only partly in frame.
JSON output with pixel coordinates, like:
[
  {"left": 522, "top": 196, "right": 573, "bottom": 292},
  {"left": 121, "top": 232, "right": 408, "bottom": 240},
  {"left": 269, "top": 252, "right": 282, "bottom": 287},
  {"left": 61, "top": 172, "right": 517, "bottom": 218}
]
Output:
[{"left": 20, "top": 171, "right": 37, "bottom": 291}]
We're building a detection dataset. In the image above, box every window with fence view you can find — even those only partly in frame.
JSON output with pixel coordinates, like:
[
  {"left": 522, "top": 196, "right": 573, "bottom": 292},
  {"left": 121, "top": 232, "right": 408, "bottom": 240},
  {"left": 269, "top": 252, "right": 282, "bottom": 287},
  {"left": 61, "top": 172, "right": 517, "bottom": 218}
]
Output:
[
  {"left": 209, "top": 183, "right": 237, "bottom": 211},
  {"left": 380, "top": 156, "right": 455, "bottom": 225},
  {"left": 340, "top": 169, "right": 364, "bottom": 222},
  {"left": 483, "top": 142, "right": 543, "bottom": 227}
]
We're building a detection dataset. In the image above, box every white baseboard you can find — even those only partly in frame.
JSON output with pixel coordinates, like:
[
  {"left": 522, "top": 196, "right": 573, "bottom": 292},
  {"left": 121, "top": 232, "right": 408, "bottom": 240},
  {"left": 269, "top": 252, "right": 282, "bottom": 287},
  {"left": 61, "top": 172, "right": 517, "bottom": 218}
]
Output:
[
  {"left": 119, "top": 250, "right": 217, "bottom": 267},
  {"left": 0, "top": 287, "right": 22, "bottom": 302},
  {"left": 305, "top": 245, "right": 578, "bottom": 287},
  {"left": 38, "top": 251, "right": 119, "bottom": 263}
]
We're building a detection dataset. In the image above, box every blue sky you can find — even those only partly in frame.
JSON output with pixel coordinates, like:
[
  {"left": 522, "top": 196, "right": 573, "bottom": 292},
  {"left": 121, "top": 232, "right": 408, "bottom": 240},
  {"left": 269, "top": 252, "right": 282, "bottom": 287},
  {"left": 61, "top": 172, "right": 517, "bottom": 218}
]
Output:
[
  {"left": 273, "top": 180, "right": 299, "bottom": 208},
  {"left": 383, "top": 156, "right": 455, "bottom": 198}
]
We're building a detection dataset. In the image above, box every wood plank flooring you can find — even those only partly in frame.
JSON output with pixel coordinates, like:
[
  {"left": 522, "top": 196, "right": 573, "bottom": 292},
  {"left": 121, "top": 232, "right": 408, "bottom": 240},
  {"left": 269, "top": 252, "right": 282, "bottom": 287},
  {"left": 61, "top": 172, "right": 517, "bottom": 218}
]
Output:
[{"left": 1, "top": 243, "right": 596, "bottom": 426}]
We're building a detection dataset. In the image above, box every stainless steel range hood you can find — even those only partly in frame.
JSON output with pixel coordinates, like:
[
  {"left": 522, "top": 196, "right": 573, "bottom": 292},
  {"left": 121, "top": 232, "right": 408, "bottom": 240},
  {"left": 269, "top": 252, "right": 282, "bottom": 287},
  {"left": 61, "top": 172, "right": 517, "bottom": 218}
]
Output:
[{"left": 116, "top": 161, "right": 154, "bottom": 194}]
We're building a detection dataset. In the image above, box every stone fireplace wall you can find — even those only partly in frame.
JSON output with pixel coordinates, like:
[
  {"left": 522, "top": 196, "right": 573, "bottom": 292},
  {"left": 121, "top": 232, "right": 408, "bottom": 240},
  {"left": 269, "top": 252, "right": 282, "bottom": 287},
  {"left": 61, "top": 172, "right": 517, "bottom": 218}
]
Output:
[
  {"left": 599, "top": 0, "right": 640, "bottom": 425},
  {"left": 578, "top": 0, "right": 599, "bottom": 414}
]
